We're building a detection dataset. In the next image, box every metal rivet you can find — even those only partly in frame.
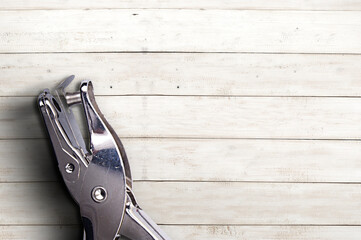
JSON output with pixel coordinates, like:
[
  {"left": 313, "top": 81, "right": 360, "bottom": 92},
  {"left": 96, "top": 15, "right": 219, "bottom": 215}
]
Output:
[
  {"left": 65, "top": 92, "right": 82, "bottom": 106},
  {"left": 92, "top": 186, "right": 107, "bottom": 203},
  {"left": 65, "top": 163, "right": 75, "bottom": 173}
]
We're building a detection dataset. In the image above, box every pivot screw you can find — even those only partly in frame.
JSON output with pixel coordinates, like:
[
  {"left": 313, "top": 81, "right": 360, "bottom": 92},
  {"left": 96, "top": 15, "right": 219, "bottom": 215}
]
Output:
[
  {"left": 92, "top": 186, "right": 107, "bottom": 203},
  {"left": 65, "top": 163, "right": 74, "bottom": 173}
]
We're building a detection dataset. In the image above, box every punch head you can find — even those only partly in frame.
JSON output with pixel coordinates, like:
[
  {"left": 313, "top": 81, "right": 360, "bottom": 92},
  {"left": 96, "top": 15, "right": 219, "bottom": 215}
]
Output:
[
  {"left": 38, "top": 76, "right": 171, "bottom": 240},
  {"left": 37, "top": 87, "right": 85, "bottom": 186}
]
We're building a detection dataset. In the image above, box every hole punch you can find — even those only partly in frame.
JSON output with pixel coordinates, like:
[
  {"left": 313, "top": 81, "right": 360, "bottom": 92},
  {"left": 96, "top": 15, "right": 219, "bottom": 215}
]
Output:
[{"left": 38, "top": 76, "right": 171, "bottom": 240}]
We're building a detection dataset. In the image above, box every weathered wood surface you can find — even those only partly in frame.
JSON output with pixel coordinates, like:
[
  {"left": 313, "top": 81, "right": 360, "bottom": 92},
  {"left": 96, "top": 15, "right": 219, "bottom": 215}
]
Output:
[
  {"left": 2, "top": 96, "right": 361, "bottom": 139},
  {"left": 1, "top": 53, "right": 361, "bottom": 97},
  {"left": 0, "top": 1, "right": 360, "bottom": 239},
  {"left": 0, "top": 10, "right": 360, "bottom": 53},
  {"left": 2, "top": 138, "right": 361, "bottom": 183},
  {"left": 2, "top": 226, "right": 361, "bottom": 240},
  {"left": 0, "top": 226, "right": 81, "bottom": 240},
  {"left": 0, "top": 0, "right": 360, "bottom": 10},
  {"left": 2, "top": 182, "right": 361, "bottom": 225}
]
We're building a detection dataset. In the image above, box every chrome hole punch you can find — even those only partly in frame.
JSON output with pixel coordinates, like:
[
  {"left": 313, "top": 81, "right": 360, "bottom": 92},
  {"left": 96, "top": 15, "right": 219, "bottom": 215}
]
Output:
[{"left": 38, "top": 76, "right": 171, "bottom": 240}]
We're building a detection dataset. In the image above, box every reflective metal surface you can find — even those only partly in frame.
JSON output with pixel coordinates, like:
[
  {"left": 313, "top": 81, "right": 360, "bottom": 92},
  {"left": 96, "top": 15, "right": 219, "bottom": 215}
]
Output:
[{"left": 38, "top": 76, "right": 171, "bottom": 240}]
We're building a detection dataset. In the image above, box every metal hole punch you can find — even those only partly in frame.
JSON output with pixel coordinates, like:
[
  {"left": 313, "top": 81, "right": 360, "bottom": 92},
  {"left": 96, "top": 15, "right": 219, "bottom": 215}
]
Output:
[{"left": 38, "top": 76, "right": 171, "bottom": 240}]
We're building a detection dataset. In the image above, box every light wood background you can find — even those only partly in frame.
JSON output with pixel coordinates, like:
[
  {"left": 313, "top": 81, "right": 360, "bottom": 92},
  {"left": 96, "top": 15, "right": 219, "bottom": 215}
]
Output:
[{"left": 0, "top": 1, "right": 361, "bottom": 239}]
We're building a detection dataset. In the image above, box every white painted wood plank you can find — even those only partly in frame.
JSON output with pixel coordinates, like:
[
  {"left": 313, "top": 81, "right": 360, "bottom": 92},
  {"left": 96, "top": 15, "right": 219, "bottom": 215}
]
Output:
[
  {"left": 2, "top": 182, "right": 361, "bottom": 225},
  {"left": 1, "top": 53, "right": 361, "bottom": 97},
  {"left": 2, "top": 225, "right": 361, "bottom": 240},
  {"left": 0, "top": 0, "right": 360, "bottom": 10},
  {"left": 0, "top": 10, "right": 360, "bottom": 53},
  {"left": 164, "top": 226, "right": 361, "bottom": 240},
  {"left": 138, "top": 182, "right": 361, "bottom": 225},
  {"left": 0, "top": 183, "right": 79, "bottom": 225},
  {"left": 0, "top": 226, "right": 81, "bottom": 240},
  {"left": 2, "top": 139, "right": 361, "bottom": 183},
  {"left": 3, "top": 96, "right": 361, "bottom": 139}
]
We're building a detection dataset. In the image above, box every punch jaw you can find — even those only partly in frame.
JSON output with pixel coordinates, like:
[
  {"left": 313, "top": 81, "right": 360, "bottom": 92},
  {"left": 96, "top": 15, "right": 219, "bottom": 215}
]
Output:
[{"left": 38, "top": 76, "right": 171, "bottom": 240}]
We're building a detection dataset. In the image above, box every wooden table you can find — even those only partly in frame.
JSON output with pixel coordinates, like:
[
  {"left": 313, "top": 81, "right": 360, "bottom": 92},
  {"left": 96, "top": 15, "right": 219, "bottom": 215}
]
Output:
[{"left": 0, "top": 1, "right": 361, "bottom": 239}]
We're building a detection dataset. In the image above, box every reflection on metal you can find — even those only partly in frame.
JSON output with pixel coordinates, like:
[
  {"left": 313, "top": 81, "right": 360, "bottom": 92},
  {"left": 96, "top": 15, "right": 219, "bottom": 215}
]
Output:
[{"left": 38, "top": 76, "right": 171, "bottom": 240}]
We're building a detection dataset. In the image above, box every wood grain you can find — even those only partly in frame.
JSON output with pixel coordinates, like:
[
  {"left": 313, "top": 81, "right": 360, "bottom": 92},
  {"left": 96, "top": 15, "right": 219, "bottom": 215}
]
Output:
[
  {"left": 0, "top": 10, "right": 360, "bottom": 53},
  {"left": 0, "top": 1, "right": 360, "bottom": 238},
  {"left": 0, "top": 226, "right": 81, "bottom": 240},
  {"left": 0, "top": 0, "right": 360, "bottom": 10},
  {"left": 2, "top": 138, "right": 361, "bottom": 183},
  {"left": 1, "top": 53, "right": 361, "bottom": 97},
  {"left": 2, "top": 225, "right": 361, "bottom": 240},
  {"left": 3, "top": 96, "right": 361, "bottom": 139},
  {"left": 2, "top": 182, "right": 361, "bottom": 225},
  {"left": 164, "top": 226, "right": 361, "bottom": 240}
]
